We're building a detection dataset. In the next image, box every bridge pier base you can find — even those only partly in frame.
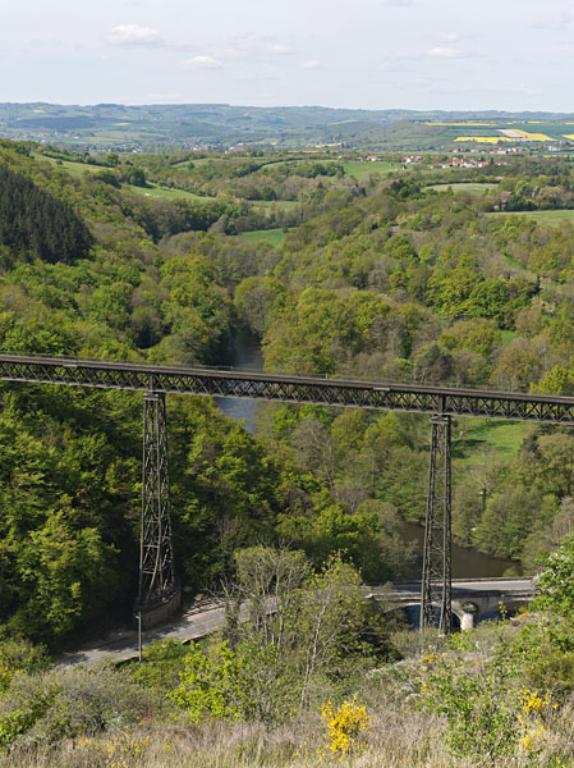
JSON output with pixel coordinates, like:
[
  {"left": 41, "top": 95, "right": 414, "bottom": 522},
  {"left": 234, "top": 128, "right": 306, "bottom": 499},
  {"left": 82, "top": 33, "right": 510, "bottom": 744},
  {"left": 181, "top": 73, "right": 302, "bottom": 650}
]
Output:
[
  {"left": 460, "top": 602, "right": 479, "bottom": 631},
  {"left": 135, "top": 392, "right": 180, "bottom": 627},
  {"left": 420, "top": 414, "right": 452, "bottom": 633}
]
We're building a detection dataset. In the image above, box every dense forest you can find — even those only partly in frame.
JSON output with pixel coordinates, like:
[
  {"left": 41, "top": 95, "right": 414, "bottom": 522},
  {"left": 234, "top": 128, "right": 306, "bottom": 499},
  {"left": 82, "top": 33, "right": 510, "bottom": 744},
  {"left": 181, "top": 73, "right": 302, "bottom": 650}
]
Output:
[{"left": 3, "top": 139, "right": 574, "bottom": 764}]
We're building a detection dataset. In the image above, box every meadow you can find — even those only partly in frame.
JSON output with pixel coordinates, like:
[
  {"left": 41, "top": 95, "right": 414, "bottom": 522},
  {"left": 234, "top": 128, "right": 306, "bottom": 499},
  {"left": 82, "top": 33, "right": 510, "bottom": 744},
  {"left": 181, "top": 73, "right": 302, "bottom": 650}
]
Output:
[
  {"left": 126, "top": 182, "right": 208, "bottom": 203},
  {"left": 489, "top": 209, "right": 574, "bottom": 225},
  {"left": 428, "top": 182, "right": 499, "bottom": 195},
  {"left": 239, "top": 228, "right": 286, "bottom": 247},
  {"left": 342, "top": 159, "right": 402, "bottom": 180},
  {"left": 454, "top": 419, "right": 533, "bottom": 469}
]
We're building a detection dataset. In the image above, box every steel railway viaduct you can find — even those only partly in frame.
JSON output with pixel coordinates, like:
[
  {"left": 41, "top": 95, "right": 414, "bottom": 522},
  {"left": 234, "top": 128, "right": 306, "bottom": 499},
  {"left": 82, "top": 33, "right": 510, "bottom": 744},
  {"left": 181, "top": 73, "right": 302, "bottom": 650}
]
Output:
[{"left": 0, "top": 354, "right": 559, "bottom": 633}]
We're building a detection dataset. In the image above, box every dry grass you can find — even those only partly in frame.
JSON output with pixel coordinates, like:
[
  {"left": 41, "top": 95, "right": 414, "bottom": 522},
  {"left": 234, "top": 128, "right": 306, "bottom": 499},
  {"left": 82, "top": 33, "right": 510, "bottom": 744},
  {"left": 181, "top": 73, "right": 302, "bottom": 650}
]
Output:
[
  {"left": 6, "top": 701, "right": 574, "bottom": 768},
  {"left": 5, "top": 624, "right": 573, "bottom": 767}
]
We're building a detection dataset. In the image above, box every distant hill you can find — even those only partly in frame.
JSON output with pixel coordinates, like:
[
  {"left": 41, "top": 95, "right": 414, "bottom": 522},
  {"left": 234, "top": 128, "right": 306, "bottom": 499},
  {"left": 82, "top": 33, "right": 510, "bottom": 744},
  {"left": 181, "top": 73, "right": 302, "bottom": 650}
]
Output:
[{"left": 2, "top": 103, "right": 574, "bottom": 151}]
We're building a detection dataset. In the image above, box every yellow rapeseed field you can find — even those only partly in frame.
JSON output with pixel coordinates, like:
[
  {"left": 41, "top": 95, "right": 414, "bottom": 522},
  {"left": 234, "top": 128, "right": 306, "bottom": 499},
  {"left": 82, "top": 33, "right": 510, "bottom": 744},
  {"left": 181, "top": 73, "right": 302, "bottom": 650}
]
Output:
[{"left": 454, "top": 136, "right": 512, "bottom": 144}]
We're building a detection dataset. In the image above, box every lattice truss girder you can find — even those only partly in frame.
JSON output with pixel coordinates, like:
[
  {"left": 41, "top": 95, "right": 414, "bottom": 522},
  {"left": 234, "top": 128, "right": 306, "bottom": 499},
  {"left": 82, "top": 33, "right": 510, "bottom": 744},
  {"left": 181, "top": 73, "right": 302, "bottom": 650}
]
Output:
[
  {"left": 420, "top": 415, "right": 452, "bottom": 633},
  {"left": 0, "top": 356, "right": 574, "bottom": 424},
  {"left": 137, "top": 392, "right": 176, "bottom": 609}
]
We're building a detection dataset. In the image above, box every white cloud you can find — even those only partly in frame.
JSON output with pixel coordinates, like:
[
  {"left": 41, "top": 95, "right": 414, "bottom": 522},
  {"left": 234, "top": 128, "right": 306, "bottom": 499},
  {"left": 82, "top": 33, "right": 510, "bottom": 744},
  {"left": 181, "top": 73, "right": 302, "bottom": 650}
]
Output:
[
  {"left": 426, "top": 46, "right": 461, "bottom": 58},
  {"left": 108, "top": 24, "right": 161, "bottom": 46},
  {"left": 301, "top": 59, "right": 321, "bottom": 70},
  {"left": 382, "top": 0, "right": 415, "bottom": 6},
  {"left": 182, "top": 55, "right": 223, "bottom": 69}
]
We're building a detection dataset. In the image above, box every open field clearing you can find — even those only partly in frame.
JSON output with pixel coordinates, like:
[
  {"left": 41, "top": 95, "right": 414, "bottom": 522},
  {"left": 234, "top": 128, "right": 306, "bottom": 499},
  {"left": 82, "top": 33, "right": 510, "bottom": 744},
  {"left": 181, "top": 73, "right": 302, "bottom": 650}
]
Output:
[
  {"left": 126, "top": 183, "right": 208, "bottom": 202},
  {"left": 455, "top": 419, "right": 533, "bottom": 469},
  {"left": 254, "top": 199, "right": 300, "bottom": 208},
  {"left": 39, "top": 154, "right": 212, "bottom": 201},
  {"left": 239, "top": 228, "right": 286, "bottom": 247},
  {"left": 500, "top": 128, "right": 551, "bottom": 141},
  {"left": 38, "top": 153, "right": 299, "bottom": 210},
  {"left": 454, "top": 136, "right": 512, "bottom": 144},
  {"left": 37, "top": 155, "right": 101, "bottom": 176},
  {"left": 428, "top": 182, "right": 498, "bottom": 194},
  {"left": 253, "top": 199, "right": 301, "bottom": 213},
  {"left": 489, "top": 209, "right": 574, "bottom": 225},
  {"left": 343, "top": 159, "right": 402, "bottom": 179}
]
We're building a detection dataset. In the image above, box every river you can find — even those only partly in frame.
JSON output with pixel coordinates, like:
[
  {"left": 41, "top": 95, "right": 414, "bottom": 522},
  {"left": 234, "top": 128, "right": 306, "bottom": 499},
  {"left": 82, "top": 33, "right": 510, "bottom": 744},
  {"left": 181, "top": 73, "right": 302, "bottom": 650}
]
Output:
[
  {"left": 400, "top": 522, "right": 517, "bottom": 580},
  {"left": 214, "top": 329, "right": 262, "bottom": 433},
  {"left": 215, "top": 332, "right": 516, "bottom": 579}
]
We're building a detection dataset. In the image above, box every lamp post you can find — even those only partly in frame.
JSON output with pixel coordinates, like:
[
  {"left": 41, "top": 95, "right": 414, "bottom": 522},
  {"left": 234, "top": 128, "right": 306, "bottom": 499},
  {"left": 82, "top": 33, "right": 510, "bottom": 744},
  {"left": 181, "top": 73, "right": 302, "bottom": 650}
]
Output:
[{"left": 137, "top": 611, "right": 143, "bottom": 663}]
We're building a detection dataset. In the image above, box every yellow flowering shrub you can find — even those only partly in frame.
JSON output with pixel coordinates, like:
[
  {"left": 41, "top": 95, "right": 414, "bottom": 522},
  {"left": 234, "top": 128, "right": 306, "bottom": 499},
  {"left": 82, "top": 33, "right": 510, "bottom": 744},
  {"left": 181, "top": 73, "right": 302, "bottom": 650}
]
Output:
[
  {"left": 518, "top": 688, "right": 556, "bottom": 753},
  {"left": 320, "top": 697, "right": 369, "bottom": 757}
]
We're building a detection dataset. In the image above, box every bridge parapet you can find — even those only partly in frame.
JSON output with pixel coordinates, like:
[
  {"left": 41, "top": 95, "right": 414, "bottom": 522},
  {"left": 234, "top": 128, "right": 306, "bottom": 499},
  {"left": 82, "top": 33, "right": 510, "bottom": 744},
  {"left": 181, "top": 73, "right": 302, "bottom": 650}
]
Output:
[{"left": 364, "top": 578, "right": 536, "bottom": 629}]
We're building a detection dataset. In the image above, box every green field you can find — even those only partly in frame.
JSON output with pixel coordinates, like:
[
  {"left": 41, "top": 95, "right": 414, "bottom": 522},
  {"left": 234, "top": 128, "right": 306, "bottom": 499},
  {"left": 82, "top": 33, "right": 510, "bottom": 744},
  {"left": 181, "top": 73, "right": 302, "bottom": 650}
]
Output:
[
  {"left": 455, "top": 419, "right": 533, "bottom": 469},
  {"left": 126, "top": 183, "right": 208, "bottom": 203},
  {"left": 428, "top": 182, "right": 499, "bottom": 195},
  {"left": 343, "top": 160, "right": 401, "bottom": 180},
  {"left": 489, "top": 209, "right": 574, "bottom": 225},
  {"left": 38, "top": 153, "right": 212, "bottom": 202},
  {"left": 38, "top": 155, "right": 101, "bottom": 177},
  {"left": 240, "top": 228, "right": 286, "bottom": 247},
  {"left": 254, "top": 199, "right": 300, "bottom": 212}
]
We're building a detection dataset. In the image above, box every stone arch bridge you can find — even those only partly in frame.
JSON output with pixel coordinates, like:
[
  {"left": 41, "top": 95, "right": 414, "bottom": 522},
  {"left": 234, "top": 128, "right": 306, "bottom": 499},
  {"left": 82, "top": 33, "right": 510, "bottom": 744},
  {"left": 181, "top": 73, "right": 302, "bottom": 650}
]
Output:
[{"left": 366, "top": 577, "right": 535, "bottom": 630}]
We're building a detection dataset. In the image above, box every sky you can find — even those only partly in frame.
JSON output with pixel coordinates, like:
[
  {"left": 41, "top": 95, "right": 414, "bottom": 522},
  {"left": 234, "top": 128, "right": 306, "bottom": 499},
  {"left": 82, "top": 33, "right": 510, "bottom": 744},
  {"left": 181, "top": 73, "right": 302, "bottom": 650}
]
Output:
[{"left": 0, "top": 0, "right": 572, "bottom": 111}]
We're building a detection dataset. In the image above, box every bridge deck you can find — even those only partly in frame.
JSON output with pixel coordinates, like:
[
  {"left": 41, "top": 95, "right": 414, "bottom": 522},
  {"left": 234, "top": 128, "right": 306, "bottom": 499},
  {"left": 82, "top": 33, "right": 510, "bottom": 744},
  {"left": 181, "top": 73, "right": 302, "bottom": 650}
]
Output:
[{"left": 0, "top": 354, "right": 573, "bottom": 423}]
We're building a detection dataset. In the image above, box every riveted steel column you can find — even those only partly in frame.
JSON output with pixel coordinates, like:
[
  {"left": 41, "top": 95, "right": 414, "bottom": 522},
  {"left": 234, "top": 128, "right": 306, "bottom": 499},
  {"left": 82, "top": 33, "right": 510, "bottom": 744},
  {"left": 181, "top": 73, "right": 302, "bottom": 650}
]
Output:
[
  {"left": 420, "top": 414, "right": 452, "bottom": 634},
  {"left": 137, "top": 392, "right": 176, "bottom": 609}
]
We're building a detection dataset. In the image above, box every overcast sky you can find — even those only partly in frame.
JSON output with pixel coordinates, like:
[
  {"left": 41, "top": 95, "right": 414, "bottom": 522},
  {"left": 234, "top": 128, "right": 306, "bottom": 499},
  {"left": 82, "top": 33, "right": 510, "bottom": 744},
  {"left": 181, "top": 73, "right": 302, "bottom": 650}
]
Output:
[{"left": 0, "top": 0, "right": 572, "bottom": 111}]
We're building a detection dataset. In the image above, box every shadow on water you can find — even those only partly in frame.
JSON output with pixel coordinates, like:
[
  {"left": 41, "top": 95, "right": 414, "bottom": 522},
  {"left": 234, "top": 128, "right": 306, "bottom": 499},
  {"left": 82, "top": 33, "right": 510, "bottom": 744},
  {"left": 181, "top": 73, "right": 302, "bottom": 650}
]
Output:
[
  {"left": 214, "top": 329, "right": 263, "bottom": 433},
  {"left": 400, "top": 522, "right": 519, "bottom": 579}
]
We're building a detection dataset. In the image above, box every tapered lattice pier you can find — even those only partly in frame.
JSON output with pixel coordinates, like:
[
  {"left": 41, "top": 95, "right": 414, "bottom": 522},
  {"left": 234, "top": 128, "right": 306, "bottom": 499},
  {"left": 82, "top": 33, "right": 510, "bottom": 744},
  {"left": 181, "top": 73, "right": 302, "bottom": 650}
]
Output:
[
  {"left": 137, "top": 392, "right": 178, "bottom": 614},
  {"left": 420, "top": 414, "right": 452, "bottom": 633}
]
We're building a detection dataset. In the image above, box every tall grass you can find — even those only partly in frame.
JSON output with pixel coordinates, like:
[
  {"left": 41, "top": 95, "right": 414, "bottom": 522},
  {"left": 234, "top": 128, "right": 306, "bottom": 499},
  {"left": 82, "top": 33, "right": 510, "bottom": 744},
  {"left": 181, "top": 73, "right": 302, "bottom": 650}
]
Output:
[{"left": 7, "top": 698, "right": 574, "bottom": 768}]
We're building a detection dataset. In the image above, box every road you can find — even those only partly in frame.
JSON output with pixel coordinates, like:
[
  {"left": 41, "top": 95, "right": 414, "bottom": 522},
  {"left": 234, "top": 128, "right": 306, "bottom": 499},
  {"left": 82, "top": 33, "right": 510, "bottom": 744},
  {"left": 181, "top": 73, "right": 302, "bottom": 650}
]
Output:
[
  {"left": 57, "top": 578, "right": 534, "bottom": 668},
  {"left": 57, "top": 601, "right": 234, "bottom": 667}
]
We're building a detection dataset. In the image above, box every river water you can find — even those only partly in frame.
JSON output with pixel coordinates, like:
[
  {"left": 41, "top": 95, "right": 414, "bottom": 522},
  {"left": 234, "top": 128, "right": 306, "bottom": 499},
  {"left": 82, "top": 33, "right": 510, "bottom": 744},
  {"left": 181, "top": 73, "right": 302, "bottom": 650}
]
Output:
[
  {"left": 215, "top": 333, "right": 516, "bottom": 579},
  {"left": 214, "top": 330, "right": 262, "bottom": 433},
  {"left": 400, "top": 522, "right": 517, "bottom": 580}
]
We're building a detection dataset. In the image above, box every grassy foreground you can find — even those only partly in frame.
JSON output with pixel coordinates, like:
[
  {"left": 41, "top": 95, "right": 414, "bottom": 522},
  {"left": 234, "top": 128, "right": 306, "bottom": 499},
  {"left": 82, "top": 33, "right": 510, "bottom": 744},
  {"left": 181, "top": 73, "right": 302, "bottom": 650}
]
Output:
[
  {"left": 6, "top": 612, "right": 574, "bottom": 768},
  {"left": 8, "top": 629, "right": 574, "bottom": 768}
]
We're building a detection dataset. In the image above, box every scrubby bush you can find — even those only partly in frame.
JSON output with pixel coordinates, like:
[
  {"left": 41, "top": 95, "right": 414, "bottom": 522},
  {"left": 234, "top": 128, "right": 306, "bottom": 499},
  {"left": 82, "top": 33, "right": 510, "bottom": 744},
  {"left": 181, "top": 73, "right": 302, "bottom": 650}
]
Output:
[{"left": 0, "top": 667, "right": 156, "bottom": 751}]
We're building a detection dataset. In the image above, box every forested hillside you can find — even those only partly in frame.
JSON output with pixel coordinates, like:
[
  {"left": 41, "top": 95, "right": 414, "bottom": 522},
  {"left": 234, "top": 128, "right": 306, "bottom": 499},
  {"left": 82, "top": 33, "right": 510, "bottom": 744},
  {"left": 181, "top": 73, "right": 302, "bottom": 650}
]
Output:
[
  {"left": 3, "top": 139, "right": 574, "bottom": 765},
  {"left": 3, "top": 103, "right": 574, "bottom": 151},
  {"left": 2, "top": 142, "right": 574, "bottom": 648}
]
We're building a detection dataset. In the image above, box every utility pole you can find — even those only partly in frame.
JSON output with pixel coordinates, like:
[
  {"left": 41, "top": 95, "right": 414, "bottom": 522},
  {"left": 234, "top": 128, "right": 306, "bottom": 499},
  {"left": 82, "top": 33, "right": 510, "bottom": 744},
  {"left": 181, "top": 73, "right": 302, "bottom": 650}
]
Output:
[
  {"left": 420, "top": 414, "right": 452, "bottom": 634},
  {"left": 137, "top": 610, "right": 143, "bottom": 663}
]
